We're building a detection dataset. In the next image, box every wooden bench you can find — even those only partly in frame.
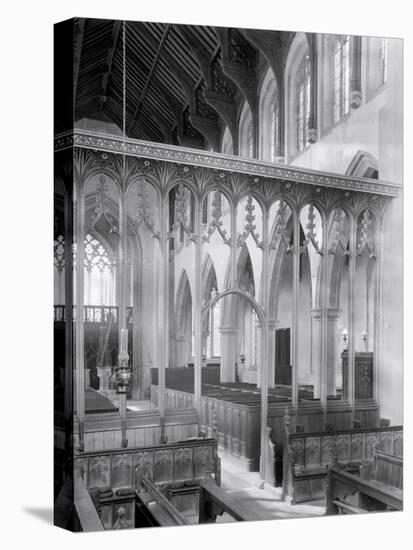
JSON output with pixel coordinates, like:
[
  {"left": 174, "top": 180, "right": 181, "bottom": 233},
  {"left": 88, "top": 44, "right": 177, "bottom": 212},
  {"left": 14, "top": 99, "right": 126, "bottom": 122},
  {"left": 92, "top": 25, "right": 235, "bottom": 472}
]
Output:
[
  {"left": 88, "top": 478, "right": 190, "bottom": 528},
  {"left": 326, "top": 449, "right": 403, "bottom": 514},
  {"left": 282, "top": 422, "right": 402, "bottom": 504},
  {"left": 75, "top": 438, "right": 220, "bottom": 529},
  {"left": 199, "top": 478, "right": 262, "bottom": 523},
  {"left": 75, "top": 437, "right": 220, "bottom": 492}
]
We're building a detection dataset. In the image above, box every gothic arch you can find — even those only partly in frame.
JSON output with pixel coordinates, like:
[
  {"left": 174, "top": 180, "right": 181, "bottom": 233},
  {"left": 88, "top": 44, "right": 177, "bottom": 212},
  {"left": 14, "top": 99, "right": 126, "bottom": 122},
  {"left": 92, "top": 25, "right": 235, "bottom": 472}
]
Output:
[
  {"left": 221, "top": 125, "right": 234, "bottom": 155},
  {"left": 284, "top": 32, "right": 310, "bottom": 159},
  {"left": 175, "top": 269, "right": 193, "bottom": 367},
  {"left": 259, "top": 67, "right": 278, "bottom": 162},
  {"left": 238, "top": 100, "right": 253, "bottom": 159}
]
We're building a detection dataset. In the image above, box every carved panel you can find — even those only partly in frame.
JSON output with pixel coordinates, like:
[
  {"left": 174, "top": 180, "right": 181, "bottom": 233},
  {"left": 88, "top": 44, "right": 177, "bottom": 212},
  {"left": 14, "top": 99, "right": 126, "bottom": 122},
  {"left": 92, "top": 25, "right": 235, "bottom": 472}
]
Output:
[
  {"left": 305, "top": 437, "right": 321, "bottom": 466},
  {"left": 194, "top": 446, "right": 213, "bottom": 478},
  {"left": 378, "top": 431, "right": 393, "bottom": 454},
  {"left": 153, "top": 450, "right": 173, "bottom": 484},
  {"left": 111, "top": 453, "right": 133, "bottom": 488},
  {"left": 336, "top": 434, "right": 350, "bottom": 462},
  {"left": 211, "top": 56, "right": 236, "bottom": 97},
  {"left": 196, "top": 85, "right": 218, "bottom": 121},
  {"left": 75, "top": 457, "right": 88, "bottom": 486},
  {"left": 365, "top": 432, "right": 379, "bottom": 460},
  {"left": 88, "top": 456, "right": 110, "bottom": 488},
  {"left": 290, "top": 438, "right": 305, "bottom": 467},
  {"left": 393, "top": 431, "right": 403, "bottom": 457},
  {"left": 174, "top": 447, "right": 194, "bottom": 481},
  {"left": 350, "top": 433, "right": 364, "bottom": 461},
  {"left": 134, "top": 452, "right": 153, "bottom": 488},
  {"left": 321, "top": 436, "right": 335, "bottom": 465},
  {"left": 183, "top": 107, "right": 203, "bottom": 141}
]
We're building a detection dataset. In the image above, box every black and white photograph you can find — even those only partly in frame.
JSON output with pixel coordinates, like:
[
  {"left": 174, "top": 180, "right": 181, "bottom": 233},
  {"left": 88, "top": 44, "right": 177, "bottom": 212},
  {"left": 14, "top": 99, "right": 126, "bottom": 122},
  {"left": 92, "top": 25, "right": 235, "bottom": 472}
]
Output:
[
  {"left": 53, "top": 14, "right": 403, "bottom": 532},
  {"left": 1, "top": 1, "right": 410, "bottom": 548}
]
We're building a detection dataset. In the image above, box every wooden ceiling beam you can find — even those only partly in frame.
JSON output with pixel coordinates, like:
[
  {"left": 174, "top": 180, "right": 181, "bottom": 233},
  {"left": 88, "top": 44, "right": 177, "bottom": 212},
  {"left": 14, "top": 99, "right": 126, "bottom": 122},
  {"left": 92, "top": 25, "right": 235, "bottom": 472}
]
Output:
[
  {"left": 106, "top": 94, "right": 165, "bottom": 141},
  {"left": 114, "top": 51, "right": 184, "bottom": 132},
  {"left": 137, "top": 24, "right": 195, "bottom": 101},
  {"left": 73, "top": 18, "right": 86, "bottom": 103},
  {"left": 101, "top": 20, "right": 122, "bottom": 108},
  {"left": 177, "top": 26, "right": 212, "bottom": 85},
  {"left": 127, "top": 24, "right": 171, "bottom": 134}
]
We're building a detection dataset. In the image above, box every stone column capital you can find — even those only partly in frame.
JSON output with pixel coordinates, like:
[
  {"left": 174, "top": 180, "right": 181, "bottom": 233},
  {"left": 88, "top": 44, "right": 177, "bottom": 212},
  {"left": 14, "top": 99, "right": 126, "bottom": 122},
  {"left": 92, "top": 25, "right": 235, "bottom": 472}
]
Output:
[
  {"left": 268, "top": 319, "right": 280, "bottom": 331},
  {"left": 219, "top": 326, "right": 238, "bottom": 334}
]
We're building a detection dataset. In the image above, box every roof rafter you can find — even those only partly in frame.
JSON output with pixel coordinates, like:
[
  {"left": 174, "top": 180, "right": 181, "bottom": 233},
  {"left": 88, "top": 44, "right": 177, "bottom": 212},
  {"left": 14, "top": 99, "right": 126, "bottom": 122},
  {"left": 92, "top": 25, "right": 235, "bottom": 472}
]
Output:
[
  {"left": 127, "top": 24, "right": 171, "bottom": 134},
  {"left": 101, "top": 20, "right": 122, "bottom": 107}
]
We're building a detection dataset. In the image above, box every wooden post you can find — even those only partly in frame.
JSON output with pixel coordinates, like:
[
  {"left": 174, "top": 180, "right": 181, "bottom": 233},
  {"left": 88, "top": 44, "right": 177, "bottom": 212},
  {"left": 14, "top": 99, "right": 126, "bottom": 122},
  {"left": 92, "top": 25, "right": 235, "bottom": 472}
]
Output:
[
  {"left": 74, "top": 183, "right": 85, "bottom": 451},
  {"left": 63, "top": 174, "right": 74, "bottom": 455},
  {"left": 291, "top": 209, "right": 300, "bottom": 410},
  {"left": 259, "top": 206, "right": 270, "bottom": 481},
  {"left": 373, "top": 214, "right": 383, "bottom": 406},
  {"left": 348, "top": 214, "right": 357, "bottom": 422},
  {"left": 118, "top": 188, "right": 128, "bottom": 447},
  {"left": 158, "top": 196, "right": 169, "bottom": 443},
  {"left": 194, "top": 195, "right": 202, "bottom": 422},
  {"left": 320, "top": 212, "right": 328, "bottom": 424},
  {"left": 230, "top": 199, "right": 237, "bottom": 287}
]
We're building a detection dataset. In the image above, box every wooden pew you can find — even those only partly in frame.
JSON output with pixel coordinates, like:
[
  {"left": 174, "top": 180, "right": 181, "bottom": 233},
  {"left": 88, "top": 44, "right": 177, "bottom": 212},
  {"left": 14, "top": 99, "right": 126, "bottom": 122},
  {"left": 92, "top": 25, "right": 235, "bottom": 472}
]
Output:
[
  {"left": 199, "top": 478, "right": 262, "bottom": 523},
  {"left": 75, "top": 437, "right": 220, "bottom": 492},
  {"left": 73, "top": 468, "right": 105, "bottom": 531},
  {"left": 88, "top": 479, "right": 190, "bottom": 528},
  {"left": 283, "top": 423, "right": 402, "bottom": 504},
  {"left": 136, "top": 478, "right": 189, "bottom": 526},
  {"left": 75, "top": 438, "right": 220, "bottom": 529},
  {"left": 326, "top": 449, "right": 403, "bottom": 514}
]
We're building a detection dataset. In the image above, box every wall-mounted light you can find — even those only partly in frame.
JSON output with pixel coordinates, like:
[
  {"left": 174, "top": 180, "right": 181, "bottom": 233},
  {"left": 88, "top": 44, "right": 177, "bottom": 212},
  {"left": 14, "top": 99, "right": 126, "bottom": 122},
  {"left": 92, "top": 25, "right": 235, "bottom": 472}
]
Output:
[
  {"left": 362, "top": 330, "right": 368, "bottom": 351},
  {"left": 341, "top": 328, "right": 348, "bottom": 349}
]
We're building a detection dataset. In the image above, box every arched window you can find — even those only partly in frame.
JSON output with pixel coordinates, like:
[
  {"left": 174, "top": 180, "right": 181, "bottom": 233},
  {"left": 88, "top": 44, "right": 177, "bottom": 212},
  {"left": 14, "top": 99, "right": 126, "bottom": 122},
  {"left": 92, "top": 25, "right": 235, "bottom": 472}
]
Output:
[
  {"left": 259, "top": 69, "right": 278, "bottom": 162},
  {"left": 55, "top": 233, "right": 116, "bottom": 306},
  {"left": 83, "top": 233, "right": 115, "bottom": 306},
  {"left": 239, "top": 101, "right": 253, "bottom": 159},
  {"left": 366, "top": 36, "right": 388, "bottom": 99},
  {"left": 333, "top": 35, "right": 350, "bottom": 123},
  {"left": 379, "top": 38, "right": 388, "bottom": 85},
  {"left": 296, "top": 54, "right": 311, "bottom": 152},
  {"left": 285, "top": 32, "right": 311, "bottom": 159},
  {"left": 221, "top": 125, "right": 233, "bottom": 155},
  {"left": 71, "top": 233, "right": 116, "bottom": 306},
  {"left": 84, "top": 233, "right": 113, "bottom": 273}
]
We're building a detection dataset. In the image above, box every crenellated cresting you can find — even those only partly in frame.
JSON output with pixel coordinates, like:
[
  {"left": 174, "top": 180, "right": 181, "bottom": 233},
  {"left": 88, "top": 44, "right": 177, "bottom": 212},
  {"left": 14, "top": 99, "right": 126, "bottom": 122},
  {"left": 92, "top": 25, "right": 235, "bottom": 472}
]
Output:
[{"left": 55, "top": 130, "right": 401, "bottom": 202}]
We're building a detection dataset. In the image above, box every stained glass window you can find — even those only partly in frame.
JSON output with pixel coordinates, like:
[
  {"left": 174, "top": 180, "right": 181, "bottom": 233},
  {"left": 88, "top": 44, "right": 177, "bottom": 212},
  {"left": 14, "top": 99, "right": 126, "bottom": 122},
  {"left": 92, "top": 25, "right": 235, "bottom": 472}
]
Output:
[
  {"left": 239, "top": 102, "right": 253, "bottom": 159},
  {"left": 379, "top": 38, "right": 388, "bottom": 85},
  {"left": 333, "top": 35, "right": 350, "bottom": 123},
  {"left": 296, "top": 54, "right": 311, "bottom": 152}
]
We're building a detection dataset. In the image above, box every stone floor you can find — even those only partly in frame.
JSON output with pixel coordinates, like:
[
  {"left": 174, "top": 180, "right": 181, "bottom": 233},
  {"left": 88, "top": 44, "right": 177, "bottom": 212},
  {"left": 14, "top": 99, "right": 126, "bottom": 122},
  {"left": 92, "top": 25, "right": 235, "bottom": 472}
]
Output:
[
  {"left": 125, "top": 399, "right": 152, "bottom": 412},
  {"left": 216, "top": 450, "right": 326, "bottom": 523}
]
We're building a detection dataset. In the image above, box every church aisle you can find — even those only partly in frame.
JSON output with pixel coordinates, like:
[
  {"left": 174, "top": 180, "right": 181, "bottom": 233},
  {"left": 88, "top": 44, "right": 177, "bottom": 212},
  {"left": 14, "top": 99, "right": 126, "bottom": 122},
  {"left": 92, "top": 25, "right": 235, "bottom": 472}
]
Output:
[{"left": 217, "top": 450, "right": 325, "bottom": 522}]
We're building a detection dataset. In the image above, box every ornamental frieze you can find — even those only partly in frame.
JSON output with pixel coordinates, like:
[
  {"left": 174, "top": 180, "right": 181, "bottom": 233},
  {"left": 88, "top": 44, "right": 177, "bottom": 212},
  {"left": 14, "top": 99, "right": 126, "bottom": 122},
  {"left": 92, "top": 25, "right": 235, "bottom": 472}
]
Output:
[{"left": 60, "top": 130, "right": 401, "bottom": 198}]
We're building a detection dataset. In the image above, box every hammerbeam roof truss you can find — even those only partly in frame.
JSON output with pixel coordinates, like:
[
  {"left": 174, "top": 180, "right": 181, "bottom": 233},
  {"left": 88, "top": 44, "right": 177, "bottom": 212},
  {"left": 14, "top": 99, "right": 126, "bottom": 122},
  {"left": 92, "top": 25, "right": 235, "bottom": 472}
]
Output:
[
  {"left": 74, "top": 18, "right": 223, "bottom": 142},
  {"left": 74, "top": 18, "right": 295, "bottom": 147}
]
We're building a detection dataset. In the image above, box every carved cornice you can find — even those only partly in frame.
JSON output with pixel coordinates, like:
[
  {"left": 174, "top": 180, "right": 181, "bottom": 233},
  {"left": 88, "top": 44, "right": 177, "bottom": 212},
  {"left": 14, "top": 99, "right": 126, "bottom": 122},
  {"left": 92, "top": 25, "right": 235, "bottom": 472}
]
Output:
[{"left": 57, "top": 130, "right": 402, "bottom": 198}]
